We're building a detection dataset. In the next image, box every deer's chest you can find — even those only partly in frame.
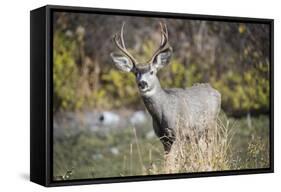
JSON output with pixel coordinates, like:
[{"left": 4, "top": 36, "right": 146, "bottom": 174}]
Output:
[{"left": 144, "top": 95, "right": 179, "bottom": 136}]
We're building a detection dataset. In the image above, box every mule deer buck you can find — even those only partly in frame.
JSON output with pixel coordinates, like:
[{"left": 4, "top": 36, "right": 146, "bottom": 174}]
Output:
[{"left": 111, "top": 23, "right": 221, "bottom": 155}]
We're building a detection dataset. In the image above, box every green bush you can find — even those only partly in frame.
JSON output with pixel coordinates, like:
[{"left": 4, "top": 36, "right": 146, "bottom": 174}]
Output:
[
  {"left": 210, "top": 64, "right": 269, "bottom": 113},
  {"left": 53, "top": 31, "right": 80, "bottom": 111}
]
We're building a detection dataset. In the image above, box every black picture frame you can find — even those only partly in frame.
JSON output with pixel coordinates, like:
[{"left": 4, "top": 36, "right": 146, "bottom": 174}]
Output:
[{"left": 30, "top": 5, "right": 274, "bottom": 187}]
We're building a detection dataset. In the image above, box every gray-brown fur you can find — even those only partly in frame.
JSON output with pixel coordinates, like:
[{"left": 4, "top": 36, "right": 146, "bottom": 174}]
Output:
[{"left": 142, "top": 83, "right": 221, "bottom": 152}]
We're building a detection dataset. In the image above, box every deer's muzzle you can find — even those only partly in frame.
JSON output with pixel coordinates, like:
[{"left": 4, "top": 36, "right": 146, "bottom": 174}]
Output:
[{"left": 138, "top": 81, "right": 148, "bottom": 90}]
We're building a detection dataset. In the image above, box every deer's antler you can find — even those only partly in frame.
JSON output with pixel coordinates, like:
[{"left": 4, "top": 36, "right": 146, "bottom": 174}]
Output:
[
  {"left": 113, "top": 23, "right": 137, "bottom": 67},
  {"left": 149, "top": 22, "right": 170, "bottom": 63}
]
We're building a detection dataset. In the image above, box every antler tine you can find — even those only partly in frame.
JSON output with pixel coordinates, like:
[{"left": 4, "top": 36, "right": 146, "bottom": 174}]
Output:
[
  {"left": 120, "top": 22, "right": 127, "bottom": 49},
  {"left": 149, "top": 22, "right": 170, "bottom": 63},
  {"left": 113, "top": 23, "right": 137, "bottom": 66},
  {"left": 164, "top": 23, "right": 168, "bottom": 39},
  {"left": 159, "top": 22, "right": 164, "bottom": 45},
  {"left": 159, "top": 22, "right": 168, "bottom": 46}
]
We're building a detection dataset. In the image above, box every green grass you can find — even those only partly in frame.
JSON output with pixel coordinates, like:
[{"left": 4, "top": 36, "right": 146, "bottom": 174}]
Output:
[{"left": 53, "top": 114, "right": 270, "bottom": 180}]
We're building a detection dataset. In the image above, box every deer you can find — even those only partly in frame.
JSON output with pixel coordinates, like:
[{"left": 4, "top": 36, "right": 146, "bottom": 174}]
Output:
[{"left": 110, "top": 23, "right": 221, "bottom": 157}]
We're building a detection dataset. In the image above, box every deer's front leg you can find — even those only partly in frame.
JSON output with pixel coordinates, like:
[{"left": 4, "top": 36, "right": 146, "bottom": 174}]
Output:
[
  {"left": 160, "top": 136, "right": 174, "bottom": 154},
  {"left": 159, "top": 127, "right": 176, "bottom": 173}
]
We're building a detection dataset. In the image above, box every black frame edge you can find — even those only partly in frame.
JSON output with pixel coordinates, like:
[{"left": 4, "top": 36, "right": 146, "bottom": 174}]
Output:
[
  {"left": 270, "top": 20, "right": 274, "bottom": 173},
  {"left": 48, "top": 168, "right": 273, "bottom": 187},
  {"left": 45, "top": 4, "right": 273, "bottom": 23},
  {"left": 46, "top": 5, "right": 53, "bottom": 187},
  {"left": 30, "top": 6, "right": 48, "bottom": 186}
]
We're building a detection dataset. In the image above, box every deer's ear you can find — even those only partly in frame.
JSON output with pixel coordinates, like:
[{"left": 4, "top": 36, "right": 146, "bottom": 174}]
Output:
[
  {"left": 152, "top": 47, "right": 173, "bottom": 70},
  {"left": 110, "top": 53, "right": 134, "bottom": 72}
]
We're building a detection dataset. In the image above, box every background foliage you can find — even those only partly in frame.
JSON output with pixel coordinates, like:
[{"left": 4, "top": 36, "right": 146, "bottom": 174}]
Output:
[{"left": 53, "top": 12, "right": 270, "bottom": 116}]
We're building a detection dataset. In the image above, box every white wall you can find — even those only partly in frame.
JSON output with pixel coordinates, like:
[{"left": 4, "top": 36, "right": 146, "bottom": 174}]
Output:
[{"left": 0, "top": 0, "right": 279, "bottom": 191}]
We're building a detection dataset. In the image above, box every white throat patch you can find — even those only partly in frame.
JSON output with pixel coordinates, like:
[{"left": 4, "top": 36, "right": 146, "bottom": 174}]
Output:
[{"left": 140, "top": 87, "right": 157, "bottom": 97}]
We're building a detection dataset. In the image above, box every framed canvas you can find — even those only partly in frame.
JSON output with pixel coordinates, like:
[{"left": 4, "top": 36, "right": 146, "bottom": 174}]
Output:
[{"left": 30, "top": 5, "right": 274, "bottom": 187}]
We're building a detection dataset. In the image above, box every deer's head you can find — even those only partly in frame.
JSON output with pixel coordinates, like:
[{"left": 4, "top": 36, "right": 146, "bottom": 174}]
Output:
[{"left": 110, "top": 23, "right": 172, "bottom": 96}]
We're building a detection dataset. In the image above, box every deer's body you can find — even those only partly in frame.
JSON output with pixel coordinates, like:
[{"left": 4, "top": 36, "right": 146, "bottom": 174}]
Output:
[
  {"left": 141, "top": 84, "right": 221, "bottom": 152},
  {"left": 111, "top": 23, "right": 221, "bottom": 153}
]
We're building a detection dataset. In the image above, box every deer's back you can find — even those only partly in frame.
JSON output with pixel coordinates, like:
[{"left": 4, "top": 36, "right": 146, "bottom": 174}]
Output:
[{"left": 162, "top": 83, "right": 221, "bottom": 132}]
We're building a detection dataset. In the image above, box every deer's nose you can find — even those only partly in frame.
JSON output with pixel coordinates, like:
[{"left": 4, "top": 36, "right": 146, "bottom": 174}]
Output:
[{"left": 138, "top": 81, "right": 148, "bottom": 89}]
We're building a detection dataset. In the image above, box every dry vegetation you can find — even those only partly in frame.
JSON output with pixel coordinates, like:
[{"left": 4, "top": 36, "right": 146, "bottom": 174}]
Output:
[
  {"left": 131, "top": 114, "right": 235, "bottom": 175},
  {"left": 163, "top": 117, "right": 233, "bottom": 173}
]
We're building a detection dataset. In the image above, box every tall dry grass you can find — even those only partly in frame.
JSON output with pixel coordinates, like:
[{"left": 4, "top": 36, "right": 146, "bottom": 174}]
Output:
[
  {"left": 165, "top": 115, "right": 234, "bottom": 174},
  {"left": 134, "top": 113, "right": 235, "bottom": 175}
]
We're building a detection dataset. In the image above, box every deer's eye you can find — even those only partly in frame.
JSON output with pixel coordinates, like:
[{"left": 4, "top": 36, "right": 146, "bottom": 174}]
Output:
[{"left": 150, "top": 71, "right": 154, "bottom": 75}]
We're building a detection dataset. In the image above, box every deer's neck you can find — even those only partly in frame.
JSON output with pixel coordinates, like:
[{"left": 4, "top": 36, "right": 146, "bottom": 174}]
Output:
[{"left": 141, "top": 85, "right": 166, "bottom": 121}]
